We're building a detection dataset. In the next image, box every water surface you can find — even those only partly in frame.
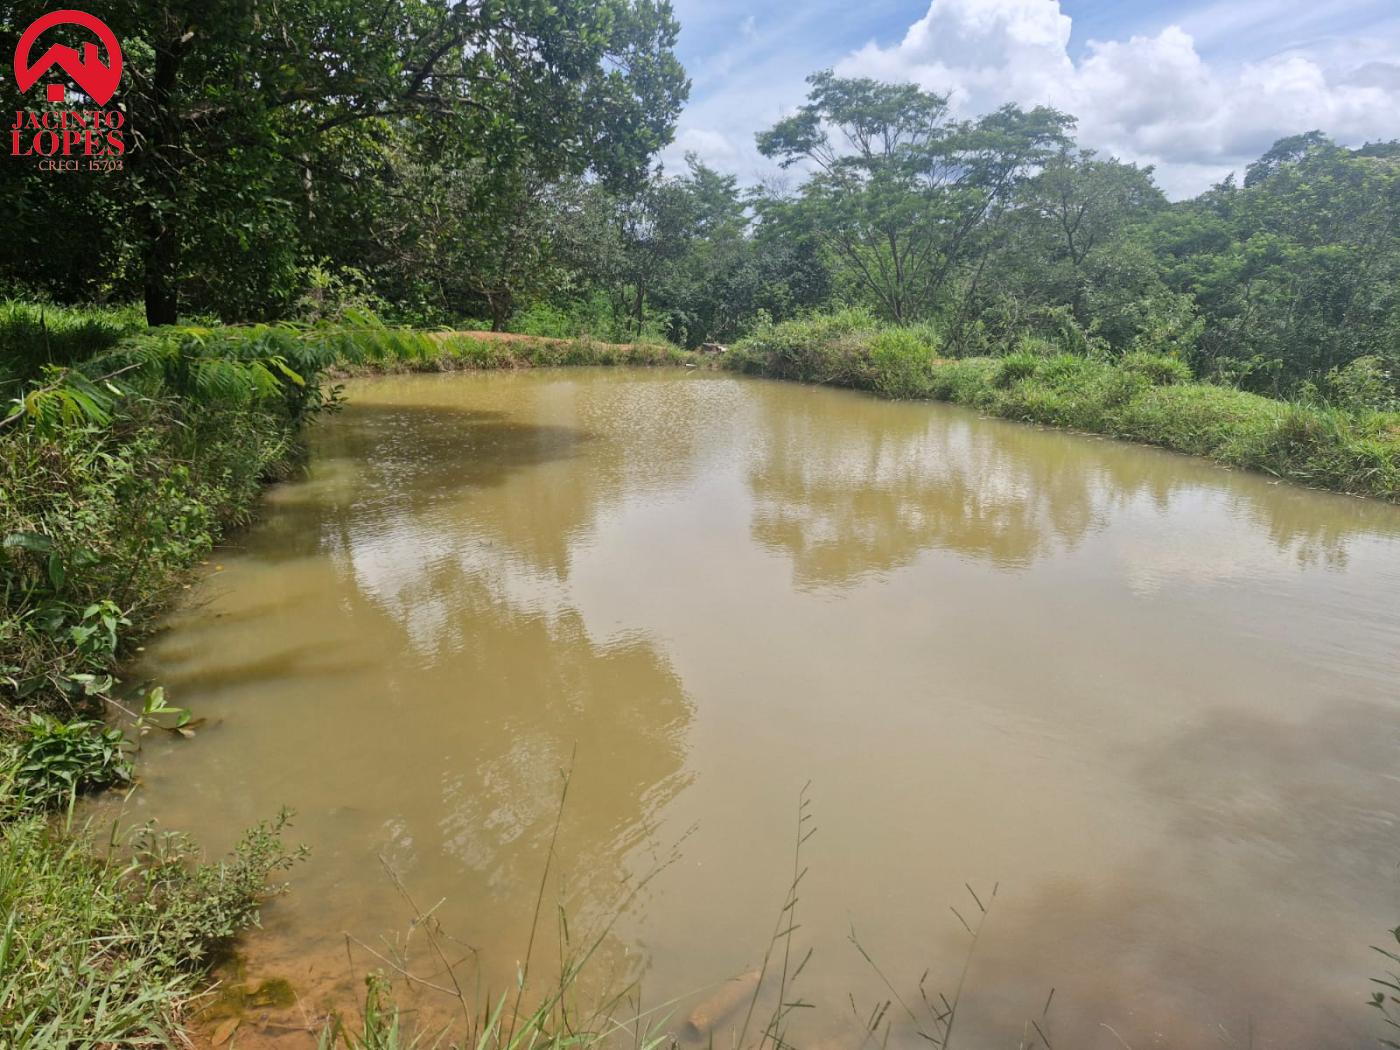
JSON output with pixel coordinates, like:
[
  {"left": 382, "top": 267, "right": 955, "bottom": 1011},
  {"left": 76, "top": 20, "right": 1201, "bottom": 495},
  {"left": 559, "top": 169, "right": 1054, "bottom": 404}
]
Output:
[{"left": 118, "top": 370, "right": 1400, "bottom": 1048}]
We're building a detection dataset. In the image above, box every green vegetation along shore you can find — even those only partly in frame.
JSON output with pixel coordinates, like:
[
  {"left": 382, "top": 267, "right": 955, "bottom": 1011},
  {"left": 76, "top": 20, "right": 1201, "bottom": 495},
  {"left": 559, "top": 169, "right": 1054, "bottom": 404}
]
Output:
[
  {"left": 724, "top": 310, "right": 1400, "bottom": 502},
  {"left": 1, "top": 304, "right": 320, "bottom": 1042}
]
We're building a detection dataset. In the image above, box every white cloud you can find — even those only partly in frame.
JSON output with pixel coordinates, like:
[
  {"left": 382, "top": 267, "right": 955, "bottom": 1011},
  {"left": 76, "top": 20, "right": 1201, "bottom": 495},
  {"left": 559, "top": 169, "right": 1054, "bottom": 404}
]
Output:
[
  {"left": 667, "top": 127, "right": 741, "bottom": 167},
  {"left": 839, "top": 0, "right": 1075, "bottom": 115},
  {"left": 831, "top": 0, "right": 1400, "bottom": 197}
]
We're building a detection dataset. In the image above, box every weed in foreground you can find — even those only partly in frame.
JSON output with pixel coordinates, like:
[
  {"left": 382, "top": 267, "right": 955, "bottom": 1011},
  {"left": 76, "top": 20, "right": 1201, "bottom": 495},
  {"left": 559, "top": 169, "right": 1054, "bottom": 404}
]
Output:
[
  {"left": 317, "top": 780, "right": 1072, "bottom": 1050},
  {"left": 323, "top": 760, "right": 690, "bottom": 1050},
  {"left": 0, "top": 805, "right": 305, "bottom": 1046}
]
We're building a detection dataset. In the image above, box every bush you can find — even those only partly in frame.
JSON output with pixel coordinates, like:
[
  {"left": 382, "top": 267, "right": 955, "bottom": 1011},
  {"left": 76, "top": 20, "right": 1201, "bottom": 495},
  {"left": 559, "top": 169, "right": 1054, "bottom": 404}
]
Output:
[
  {"left": 1119, "top": 351, "right": 1193, "bottom": 386},
  {"left": 1038, "top": 353, "right": 1095, "bottom": 386},
  {"left": 509, "top": 294, "right": 667, "bottom": 345},
  {"left": 869, "top": 328, "right": 938, "bottom": 398},
  {"left": 4, "top": 715, "right": 130, "bottom": 810},
  {"left": 1014, "top": 333, "right": 1059, "bottom": 357},
  {"left": 992, "top": 351, "right": 1041, "bottom": 388},
  {"left": 1327, "top": 356, "right": 1398, "bottom": 413},
  {"left": 290, "top": 262, "right": 386, "bottom": 325}
]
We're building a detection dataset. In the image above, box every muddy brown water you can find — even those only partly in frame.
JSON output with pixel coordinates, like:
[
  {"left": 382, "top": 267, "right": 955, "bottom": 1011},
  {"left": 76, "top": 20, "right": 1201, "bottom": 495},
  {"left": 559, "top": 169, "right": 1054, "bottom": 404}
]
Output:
[{"left": 107, "top": 369, "right": 1400, "bottom": 1048}]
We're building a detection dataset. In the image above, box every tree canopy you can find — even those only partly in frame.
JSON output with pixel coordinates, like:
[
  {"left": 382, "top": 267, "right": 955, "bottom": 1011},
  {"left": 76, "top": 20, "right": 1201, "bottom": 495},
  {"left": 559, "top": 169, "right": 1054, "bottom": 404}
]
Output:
[{"left": 0, "top": 0, "right": 689, "bottom": 323}]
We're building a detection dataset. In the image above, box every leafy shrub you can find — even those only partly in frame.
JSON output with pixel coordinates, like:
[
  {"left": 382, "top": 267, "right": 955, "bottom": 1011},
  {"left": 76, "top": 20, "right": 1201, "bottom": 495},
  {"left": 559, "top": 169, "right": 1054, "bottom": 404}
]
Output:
[
  {"left": 126, "top": 810, "right": 308, "bottom": 968},
  {"left": 1038, "top": 353, "right": 1095, "bottom": 386},
  {"left": 869, "top": 328, "right": 937, "bottom": 398},
  {"left": 1327, "top": 356, "right": 1397, "bottom": 413},
  {"left": 291, "top": 262, "right": 386, "bottom": 325},
  {"left": 726, "top": 309, "right": 878, "bottom": 386},
  {"left": 1043, "top": 304, "right": 1110, "bottom": 359},
  {"left": 924, "top": 358, "right": 1000, "bottom": 403},
  {"left": 1119, "top": 351, "right": 1193, "bottom": 386},
  {"left": 901, "top": 319, "right": 946, "bottom": 352},
  {"left": 1014, "top": 333, "right": 1058, "bottom": 357},
  {"left": 992, "top": 351, "right": 1041, "bottom": 388},
  {"left": 510, "top": 294, "right": 667, "bottom": 345},
  {"left": 1123, "top": 291, "right": 1205, "bottom": 359},
  {"left": 4, "top": 715, "right": 130, "bottom": 809}
]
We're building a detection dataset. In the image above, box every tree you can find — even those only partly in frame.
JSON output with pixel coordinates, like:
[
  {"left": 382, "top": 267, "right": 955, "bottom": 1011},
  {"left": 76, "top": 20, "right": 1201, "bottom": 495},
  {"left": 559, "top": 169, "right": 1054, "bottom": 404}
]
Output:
[
  {"left": 0, "top": 0, "right": 689, "bottom": 324},
  {"left": 1143, "top": 135, "right": 1400, "bottom": 391},
  {"left": 757, "top": 71, "right": 1072, "bottom": 323},
  {"left": 1023, "top": 149, "right": 1164, "bottom": 268},
  {"left": 639, "top": 156, "right": 756, "bottom": 345},
  {"left": 965, "top": 148, "right": 1167, "bottom": 345}
]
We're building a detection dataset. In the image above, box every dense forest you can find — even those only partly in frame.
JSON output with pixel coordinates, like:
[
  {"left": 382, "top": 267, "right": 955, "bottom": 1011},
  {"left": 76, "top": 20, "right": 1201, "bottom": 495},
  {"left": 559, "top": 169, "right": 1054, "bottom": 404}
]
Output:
[{"left": 3, "top": 1, "right": 1398, "bottom": 407}]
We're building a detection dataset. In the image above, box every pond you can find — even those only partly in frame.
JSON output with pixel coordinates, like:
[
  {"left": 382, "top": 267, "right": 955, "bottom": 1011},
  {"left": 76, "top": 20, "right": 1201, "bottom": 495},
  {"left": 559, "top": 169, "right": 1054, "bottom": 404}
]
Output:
[{"left": 114, "top": 369, "right": 1400, "bottom": 1048}]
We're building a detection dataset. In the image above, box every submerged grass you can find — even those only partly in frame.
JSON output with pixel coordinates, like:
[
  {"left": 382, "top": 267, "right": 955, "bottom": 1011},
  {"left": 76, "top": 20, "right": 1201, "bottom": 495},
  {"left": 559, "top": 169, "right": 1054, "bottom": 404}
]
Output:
[
  {"left": 321, "top": 785, "right": 1060, "bottom": 1050},
  {"left": 323, "top": 764, "right": 686, "bottom": 1050},
  {"left": 725, "top": 312, "right": 1400, "bottom": 502}
]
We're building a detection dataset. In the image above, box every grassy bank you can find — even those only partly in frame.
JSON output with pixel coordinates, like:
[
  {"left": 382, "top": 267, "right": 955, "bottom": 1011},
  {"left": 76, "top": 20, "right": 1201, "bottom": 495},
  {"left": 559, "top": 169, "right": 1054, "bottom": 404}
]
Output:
[
  {"left": 724, "top": 311, "right": 1400, "bottom": 502},
  {"left": 0, "top": 305, "right": 398, "bottom": 1043},
  {"left": 0, "top": 805, "right": 304, "bottom": 1044},
  {"left": 0, "top": 305, "right": 325, "bottom": 1042},
  {"left": 336, "top": 328, "right": 698, "bottom": 374}
]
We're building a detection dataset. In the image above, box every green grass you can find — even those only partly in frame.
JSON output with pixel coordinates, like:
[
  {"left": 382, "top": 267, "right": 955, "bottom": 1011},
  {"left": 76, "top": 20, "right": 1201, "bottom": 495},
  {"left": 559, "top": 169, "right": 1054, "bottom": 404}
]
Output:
[
  {"left": 0, "top": 301, "right": 146, "bottom": 390},
  {"left": 0, "top": 804, "right": 303, "bottom": 1046},
  {"left": 727, "top": 314, "right": 1400, "bottom": 502},
  {"left": 336, "top": 331, "right": 697, "bottom": 375}
]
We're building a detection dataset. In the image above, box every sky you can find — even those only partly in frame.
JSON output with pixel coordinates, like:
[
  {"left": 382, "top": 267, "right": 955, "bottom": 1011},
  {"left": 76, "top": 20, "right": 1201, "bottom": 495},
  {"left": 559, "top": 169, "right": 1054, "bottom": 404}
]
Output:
[{"left": 659, "top": 0, "right": 1400, "bottom": 199}]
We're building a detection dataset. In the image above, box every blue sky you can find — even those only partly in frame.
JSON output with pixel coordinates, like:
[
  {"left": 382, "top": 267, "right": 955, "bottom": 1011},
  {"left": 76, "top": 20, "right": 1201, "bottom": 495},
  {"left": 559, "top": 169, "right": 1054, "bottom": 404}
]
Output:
[{"left": 660, "top": 0, "right": 1400, "bottom": 197}]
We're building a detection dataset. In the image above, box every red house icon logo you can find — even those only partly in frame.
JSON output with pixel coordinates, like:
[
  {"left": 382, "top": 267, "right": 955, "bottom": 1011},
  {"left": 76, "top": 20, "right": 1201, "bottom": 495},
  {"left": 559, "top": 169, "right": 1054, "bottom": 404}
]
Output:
[{"left": 14, "top": 9, "right": 123, "bottom": 106}]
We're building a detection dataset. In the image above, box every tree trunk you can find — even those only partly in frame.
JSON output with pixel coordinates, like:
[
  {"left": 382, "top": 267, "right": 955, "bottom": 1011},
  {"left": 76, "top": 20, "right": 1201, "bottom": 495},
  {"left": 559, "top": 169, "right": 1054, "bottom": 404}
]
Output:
[
  {"left": 489, "top": 291, "right": 511, "bottom": 331},
  {"left": 144, "top": 221, "right": 179, "bottom": 326},
  {"left": 141, "top": 23, "right": 184, "bottom": 326}
]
